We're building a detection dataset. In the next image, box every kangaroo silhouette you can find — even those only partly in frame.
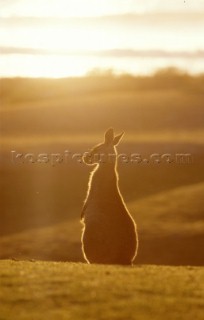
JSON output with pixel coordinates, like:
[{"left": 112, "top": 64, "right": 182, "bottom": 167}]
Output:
[{"left": 81, "top": 128, "right": 138, "bottom": 265}]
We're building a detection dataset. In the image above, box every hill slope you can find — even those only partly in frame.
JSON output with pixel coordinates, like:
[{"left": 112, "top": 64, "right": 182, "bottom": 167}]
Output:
[
  {"left": 129, "top": 182, "right": 204, "bottom": 265},
  {"left": 0, "top": 182, "right": 203, "bottom": 265}
]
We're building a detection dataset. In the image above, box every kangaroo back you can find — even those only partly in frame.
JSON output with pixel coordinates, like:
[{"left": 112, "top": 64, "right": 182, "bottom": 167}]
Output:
[{"left": 81, "top": 128, "right": 138, "bottom": 265}]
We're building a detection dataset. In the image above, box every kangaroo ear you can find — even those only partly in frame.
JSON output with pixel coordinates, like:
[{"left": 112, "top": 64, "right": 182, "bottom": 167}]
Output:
[
  {"left": 113, "top": 132, "right": 124, "bottom": 145},
  {"left": 104, "top": 128, "right": 114, "bottom": 145}
]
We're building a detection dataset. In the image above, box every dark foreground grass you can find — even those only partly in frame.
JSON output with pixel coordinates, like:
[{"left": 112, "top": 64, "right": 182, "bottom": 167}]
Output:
[{"left": 0, "top": 260, "right": 203, "bottom": 320}]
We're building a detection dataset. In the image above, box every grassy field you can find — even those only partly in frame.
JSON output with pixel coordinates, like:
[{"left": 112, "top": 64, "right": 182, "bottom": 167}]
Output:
[{"left": 0, "top": 260, "right": 203, "bottom": 320}]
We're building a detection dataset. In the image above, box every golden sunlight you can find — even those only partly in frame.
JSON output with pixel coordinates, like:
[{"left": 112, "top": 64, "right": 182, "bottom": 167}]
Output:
[
  {"left": 6, "top": 0, "right": 113, "bottom": 18},
  {"left": 1, "top": 0, "right": 204, "bottom": 77},
  {"left": 1, "top": 2, "right": 204, "bottom": 319},
  {"left": 0, "top": 54, "right": 92, "bottom": 78}
]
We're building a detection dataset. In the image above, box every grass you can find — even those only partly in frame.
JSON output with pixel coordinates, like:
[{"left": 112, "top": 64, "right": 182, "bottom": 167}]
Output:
[{"left": 0, "top": 260, "right": 203, "bottom": 320}]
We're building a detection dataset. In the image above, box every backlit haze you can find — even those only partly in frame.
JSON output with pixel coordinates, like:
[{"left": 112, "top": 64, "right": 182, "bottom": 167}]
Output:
[{"left": 0, "top": 0, "right": 204, "bottom": 77}]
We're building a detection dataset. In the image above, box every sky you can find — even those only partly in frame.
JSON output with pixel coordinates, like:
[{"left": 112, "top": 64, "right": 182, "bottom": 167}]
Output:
[
  {"left": 0, "top": 0, "right": 204, "bottom": 77},
  {"left": 1, "top": 0, "right": 204, "bottom": 17}
]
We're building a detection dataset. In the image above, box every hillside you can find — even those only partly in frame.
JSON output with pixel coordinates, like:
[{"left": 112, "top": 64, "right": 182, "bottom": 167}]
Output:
[{"left": 0, "top": 182, "right": 203, "bottom": 265}]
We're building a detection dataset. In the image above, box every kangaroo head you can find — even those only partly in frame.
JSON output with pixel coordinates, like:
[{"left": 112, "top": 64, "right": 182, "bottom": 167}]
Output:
[{"left": 83, "top": 128, "right": 124, "bottom": 166}]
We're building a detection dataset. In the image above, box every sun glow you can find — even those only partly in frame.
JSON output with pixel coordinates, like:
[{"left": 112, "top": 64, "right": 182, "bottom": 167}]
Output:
[
  {"left": 1, "top": 1, "right": 204, "bottom": 77},
  {"left": 0, "top": 54, "right": 95, "bottom": 78},
  {"left": 1, "top": 0, "right": 133, "bottom": 18},
  {"left": 2, "top": 0, "right": 204, "bottom": 18}
]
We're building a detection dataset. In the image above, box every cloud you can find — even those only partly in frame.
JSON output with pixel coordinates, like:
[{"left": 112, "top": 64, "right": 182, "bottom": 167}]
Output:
[
  {"left": 99, "top": 49, "right": 204, "bottom": 59},
  {"left": 0, "top": 46, "right": 51, "bottom": 55},
  {"left": 1, "top": 46, "right": 204, "bottom": 59},
  {"left": 1, "top": 12, "right": 204, "bottom": 27}
]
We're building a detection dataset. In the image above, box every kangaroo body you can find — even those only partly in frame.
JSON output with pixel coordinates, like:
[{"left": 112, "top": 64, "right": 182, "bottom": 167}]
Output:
[{"left": 81, "top": 128, "right": 138, "bottom": 265}]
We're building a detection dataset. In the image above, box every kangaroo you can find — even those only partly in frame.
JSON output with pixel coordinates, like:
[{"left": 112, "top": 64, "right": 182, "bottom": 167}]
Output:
[{"left": 81, "top": 128, "right": 138, "bottom": 265}]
